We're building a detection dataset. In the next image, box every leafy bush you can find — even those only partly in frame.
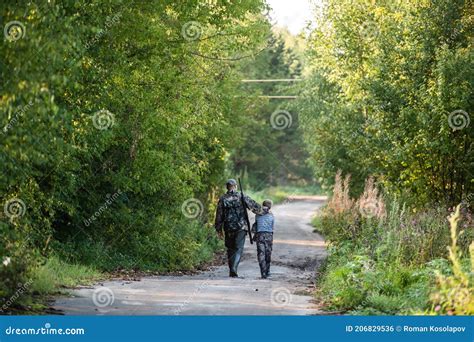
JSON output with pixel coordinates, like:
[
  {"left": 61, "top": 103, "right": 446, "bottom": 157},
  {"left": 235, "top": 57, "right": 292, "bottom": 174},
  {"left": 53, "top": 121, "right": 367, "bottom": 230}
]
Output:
[
  {"left": 0, "top": 221, "right": 38, "bottom": 308},
  {"left": 58, "top": 218, "right": 220, "bottom": 272}
]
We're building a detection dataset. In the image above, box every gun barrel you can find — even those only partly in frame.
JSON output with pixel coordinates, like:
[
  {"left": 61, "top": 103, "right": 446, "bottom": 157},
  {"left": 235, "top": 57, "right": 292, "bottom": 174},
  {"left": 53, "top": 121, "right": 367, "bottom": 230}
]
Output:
[{"left": 238, "top": 178, "right": 253, "bottom": 244}]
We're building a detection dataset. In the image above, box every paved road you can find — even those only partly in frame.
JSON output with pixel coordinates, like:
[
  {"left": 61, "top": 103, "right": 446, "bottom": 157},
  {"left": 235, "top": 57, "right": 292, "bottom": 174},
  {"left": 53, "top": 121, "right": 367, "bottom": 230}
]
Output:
[{"left": 53, "top": 197, "right": 327, "bottom": 315}]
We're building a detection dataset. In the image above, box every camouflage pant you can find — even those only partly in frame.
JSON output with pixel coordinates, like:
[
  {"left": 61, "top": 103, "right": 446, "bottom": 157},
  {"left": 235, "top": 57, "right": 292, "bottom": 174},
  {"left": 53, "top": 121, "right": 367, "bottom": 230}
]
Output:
[
  {"left": 224, "top": 229, "right": 246, "bottom": 275},
  {"left": 256, "top": 232, "right": 273, "bottom": 277}
]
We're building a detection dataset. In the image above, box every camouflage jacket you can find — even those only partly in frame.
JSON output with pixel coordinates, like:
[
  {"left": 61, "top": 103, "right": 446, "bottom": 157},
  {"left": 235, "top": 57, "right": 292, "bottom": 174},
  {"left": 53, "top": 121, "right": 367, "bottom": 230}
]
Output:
[{"left": 215, "top": 190, "right": 262, "bottom": 232}]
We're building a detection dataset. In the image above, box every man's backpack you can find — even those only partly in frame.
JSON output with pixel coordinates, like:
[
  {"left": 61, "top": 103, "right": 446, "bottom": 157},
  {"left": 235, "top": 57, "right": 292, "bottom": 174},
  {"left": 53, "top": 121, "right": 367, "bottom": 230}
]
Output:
[{"left": 223, "top": 195, "right": 243, "bottom": 231}]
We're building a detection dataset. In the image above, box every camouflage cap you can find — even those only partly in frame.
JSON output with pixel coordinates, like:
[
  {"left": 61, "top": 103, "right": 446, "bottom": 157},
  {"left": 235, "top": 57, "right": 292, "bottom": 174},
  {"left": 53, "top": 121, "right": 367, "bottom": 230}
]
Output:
[
  {"left": 263, "top": 199, "right": 273, "bottom": 209},
  {"left": 226, "top": 179, "right": 237, "bottom": 186}
]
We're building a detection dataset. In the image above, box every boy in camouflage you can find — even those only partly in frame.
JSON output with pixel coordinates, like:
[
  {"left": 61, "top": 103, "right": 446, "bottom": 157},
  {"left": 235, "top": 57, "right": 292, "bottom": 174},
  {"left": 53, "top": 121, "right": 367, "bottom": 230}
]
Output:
[{"left": 252, "top": 199, "right": 274, "bottom": 279}]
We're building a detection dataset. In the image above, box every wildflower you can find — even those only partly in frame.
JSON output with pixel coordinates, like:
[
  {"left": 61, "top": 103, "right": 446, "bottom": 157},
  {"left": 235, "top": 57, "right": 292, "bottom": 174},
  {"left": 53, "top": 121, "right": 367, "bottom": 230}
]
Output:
[{"left": 2, "top": 257, "right": 11, "bottom": 267}]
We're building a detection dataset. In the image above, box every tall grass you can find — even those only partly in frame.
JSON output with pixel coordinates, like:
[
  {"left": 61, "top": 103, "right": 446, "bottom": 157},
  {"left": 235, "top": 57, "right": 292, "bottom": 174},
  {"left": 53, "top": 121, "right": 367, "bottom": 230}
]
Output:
[
  {"left": 30, "top": 256, "right": 103, "bottom": 295},
  {"left": 429, "top": 205, "right": 474, "bottom": 315},
  {"left": 315, "top": 171, "right": 473, "bottom": 315}
]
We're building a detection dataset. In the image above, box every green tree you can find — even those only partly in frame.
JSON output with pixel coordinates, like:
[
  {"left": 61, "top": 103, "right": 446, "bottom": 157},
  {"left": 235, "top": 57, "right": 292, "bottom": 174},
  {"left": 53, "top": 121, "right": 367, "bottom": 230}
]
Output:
[
  {"left": 231, "top": 32, "right": 313, "bottom": 188},
  {"left": 297, "top": 0, "right": 473, "bottom": 204},
  {"left": 0, "top": 0, "right": 268, "bottom": 305}
]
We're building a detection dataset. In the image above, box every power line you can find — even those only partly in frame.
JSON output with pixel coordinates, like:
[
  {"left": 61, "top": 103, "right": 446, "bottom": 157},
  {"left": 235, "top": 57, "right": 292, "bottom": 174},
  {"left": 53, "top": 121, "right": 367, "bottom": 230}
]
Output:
[
  {"left": 241, "top": 79, "right": 302, "bottom": 83},
  {"left": 258, "top": 96, "right": 298, "bottom": 99}
]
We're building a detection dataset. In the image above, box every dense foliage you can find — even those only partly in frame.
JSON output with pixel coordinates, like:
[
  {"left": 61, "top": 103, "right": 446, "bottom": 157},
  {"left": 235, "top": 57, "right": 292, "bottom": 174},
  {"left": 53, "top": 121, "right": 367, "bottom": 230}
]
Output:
[
  {"left": 1, "top": 0, "right": 472, "bottom": 316},
  {"left": 301, "top": 0, "right": 473, "bottom": 315},
  {"left": 314, "top": 174, "right": 473, "bottom": 314},
  {"left": 297, "top": 0, "right": 473, "bottom": 204},
  {"left": 1, "top": 0, "right": 269, "bottom": 308},
  {"left": 231, "top": 31, "right": 313, "bottom": 188}
]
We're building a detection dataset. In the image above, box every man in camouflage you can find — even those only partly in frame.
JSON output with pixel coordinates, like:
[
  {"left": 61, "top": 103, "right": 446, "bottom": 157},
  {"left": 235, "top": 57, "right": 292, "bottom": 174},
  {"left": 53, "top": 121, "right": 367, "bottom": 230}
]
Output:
[{"left": 215, "top": 179, "right": 261, "bottom": 277}]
